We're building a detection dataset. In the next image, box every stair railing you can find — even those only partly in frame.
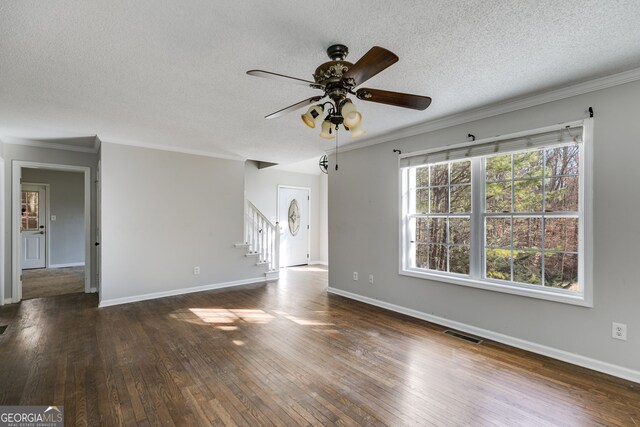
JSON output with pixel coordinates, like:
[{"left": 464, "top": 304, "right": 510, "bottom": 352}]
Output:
[{"left": 245, "top": 200, "right": 280, "bottom": 271}]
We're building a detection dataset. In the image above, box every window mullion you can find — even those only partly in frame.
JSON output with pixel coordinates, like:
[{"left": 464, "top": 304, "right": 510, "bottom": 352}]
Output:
[{"left": 470, "top": 157, "right": 483, "bottom": 279}]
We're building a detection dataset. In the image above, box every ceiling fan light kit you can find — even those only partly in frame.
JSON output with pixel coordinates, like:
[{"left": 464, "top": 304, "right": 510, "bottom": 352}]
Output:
[
  {"left": 247, "top": 43, "right": 431, "bottom": 139},
  {"left": 301, "top": 104, "right": 324, "bottom": 128}
]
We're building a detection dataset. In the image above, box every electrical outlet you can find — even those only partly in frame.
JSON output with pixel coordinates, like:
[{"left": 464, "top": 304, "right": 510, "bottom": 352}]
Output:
[
  {"left": 353, "top": 272, "right": 358, "bottom": 281},
  {"left": 369, "top": 274, "right": 374, "bottom": 284},
  {"left": 193, "top": 266, "right": 200, "bottom": 275},
  {"left": 612, "top": 322, "right": 627, "bottom": 340}
]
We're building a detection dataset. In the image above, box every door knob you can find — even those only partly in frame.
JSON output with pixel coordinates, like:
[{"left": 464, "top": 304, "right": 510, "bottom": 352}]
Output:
[{"left": 38, "top": 231, "right": 44, "bottom": 235}]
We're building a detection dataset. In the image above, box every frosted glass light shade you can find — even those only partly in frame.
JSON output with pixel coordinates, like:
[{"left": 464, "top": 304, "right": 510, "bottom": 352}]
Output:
[
  {"left": 340, "top": 101, "right": 362, "bottom": 128},
  {"left": 301, "top": 105, "right": 324, "bottom": 128},
  {"left": 349, "top": 122, "right": 365, "bottom": 138},
  {"left": 320, "top": 120, "right": 335, "bottom": 139}
]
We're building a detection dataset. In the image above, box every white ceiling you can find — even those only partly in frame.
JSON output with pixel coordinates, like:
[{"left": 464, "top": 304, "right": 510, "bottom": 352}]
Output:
[{"left": 1, "top": 1, "right": 640, "bottom": 170}]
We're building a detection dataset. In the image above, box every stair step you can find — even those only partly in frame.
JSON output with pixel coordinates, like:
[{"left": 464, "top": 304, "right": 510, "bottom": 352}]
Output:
[
  {"left": 234, "top": 243, "right": 250, "bottom": 248},
  {"left": 245, "top": 252, "right": 260, "bottom": 258}
]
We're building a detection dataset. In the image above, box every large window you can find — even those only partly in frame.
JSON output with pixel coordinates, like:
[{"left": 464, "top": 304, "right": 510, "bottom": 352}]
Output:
[{"left": 401, "top": 121, "right": 592, "bottom": 305}]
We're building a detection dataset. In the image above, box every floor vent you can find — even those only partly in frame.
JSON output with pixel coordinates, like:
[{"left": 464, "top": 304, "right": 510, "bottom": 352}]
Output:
[
  {"left": 0, "top": 325, "right": 7, "bottom": 335},
  {"left": 443, "top": 329, "right": 482, "bottom": 344}
]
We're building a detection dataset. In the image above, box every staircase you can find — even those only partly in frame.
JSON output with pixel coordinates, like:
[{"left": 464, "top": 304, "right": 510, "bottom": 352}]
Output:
[{"left": 235, "top": 200, "right": 280, "bottom": 280}]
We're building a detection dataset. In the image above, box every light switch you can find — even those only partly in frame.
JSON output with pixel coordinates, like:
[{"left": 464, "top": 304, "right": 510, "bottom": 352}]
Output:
[{"left": 51, "top": 215, "right": 57, "bottom": 221}]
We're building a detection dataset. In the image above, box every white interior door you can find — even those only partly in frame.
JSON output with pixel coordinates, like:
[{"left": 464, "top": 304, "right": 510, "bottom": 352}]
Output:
[
  {"left": 21, "top": 184, "right": 47, "bottom": 269},
  {"left": 278, "top": 186, "right": 309, "bottom": 267}
]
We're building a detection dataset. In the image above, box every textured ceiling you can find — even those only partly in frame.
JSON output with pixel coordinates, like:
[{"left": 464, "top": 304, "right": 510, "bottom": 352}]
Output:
[{"left": 1, "top": 1, "right": 640, "bottom": 168}]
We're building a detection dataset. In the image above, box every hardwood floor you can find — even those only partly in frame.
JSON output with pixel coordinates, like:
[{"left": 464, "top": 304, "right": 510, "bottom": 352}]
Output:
[
  {"left": 0, "top": 266, "right": 638, "bottom": 426},
  {"left": 21, "top": 266, "right": 85, "bottom": 299}
]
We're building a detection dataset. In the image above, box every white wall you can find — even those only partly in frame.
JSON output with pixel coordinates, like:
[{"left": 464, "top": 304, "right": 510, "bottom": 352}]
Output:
[
  {"left": 328, "top": 79, "right": 640, "bottom": 378},
  {"left": 0, "top": 151, "right": 4, "bottom": 305},
  {"left": 244, "top": 161, "right": 328, "bottom": 264},
  {"left": 100, "top": 143, "right": 261, "bottom": 305},
  {"left": 0, "top": 142, "right": 98, "bottom": 301},
  {"left": 21, "top": 168, "right": 85, "bottom": 267}
]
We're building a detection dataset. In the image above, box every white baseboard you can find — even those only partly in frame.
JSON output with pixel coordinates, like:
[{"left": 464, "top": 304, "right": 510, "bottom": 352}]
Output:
[
  {"left": 327, "top": 286, "right": 640, "bottom": 384},
  {"left": 309, "top": 260, "right": 328, "bottom": 266},
  {"left": 99, "top": 277, "right": 266, "bottom": 308},
  {"left": 50, "top": 262, "right": 85, "bottom": 268}
]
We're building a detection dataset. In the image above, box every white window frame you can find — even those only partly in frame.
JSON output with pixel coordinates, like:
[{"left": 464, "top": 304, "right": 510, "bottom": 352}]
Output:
[{"left": 399, "top": 119, "right": 594, "bottom": 307}]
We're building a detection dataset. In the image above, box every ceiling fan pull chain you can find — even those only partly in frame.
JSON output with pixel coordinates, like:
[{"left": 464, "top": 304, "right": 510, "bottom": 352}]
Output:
[{"left": 335, "top": 126, "right": 339, "bottom": 171}]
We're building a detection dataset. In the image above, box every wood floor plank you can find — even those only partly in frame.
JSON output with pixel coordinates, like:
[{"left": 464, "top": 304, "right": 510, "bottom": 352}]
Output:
[{"left": 1, "top": 266, "right": 639, "bottom": 426}]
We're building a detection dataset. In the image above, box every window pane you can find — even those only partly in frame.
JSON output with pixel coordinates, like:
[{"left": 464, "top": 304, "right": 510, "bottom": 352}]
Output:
[
  {"left": 430, "top": 163, "right": 449, "bottom": 187},
  {"left": 428, "top": 244, "right": 447, "bottom": 272},
  {"left": 514, "top": 150, "right": 543, "bottom": 179},
  {"left": 450, "top": 185, "right": 471, "bottom": 213},
  {"left": 28, "top": 218, "right": 38, "bottom": 230},
  {"left": 486, "top": 249, "right": 511, "bottom": 281},
  {"left": 416, "top": 244, "right": 428, "bottom": 269},
  {"left": 545, "top": 218, "right": 578, "bottom": 252},
  {"left": 545, "top": 145, "right": 579, "bottom": 177},
  {"left": 449, "top": 218, "right": 470, "bottom": 245},
  {"left": 451, "top": 161, "right": 471, "bottom": 184},
  {"left": 513, "top": 217, "right": 542, "bottom": 249},
  {"left": 416, "top": 166, "right": 429, "bottom": 187},
  {"left": 514, "top": 179, "right": 543, "bottom": 212},
  {"left": 544, "top": 253, "right": 578, "bottom": 291},
  {"left": 545, "top": 176, "right": 579, "bottom": 212},
  {"left": 513, "top": 251, "right": 542, "bottom": 285},
  {"left": 428, "top": 218, "right": 447, "bottom": 244},
  {"left": 416, "top": 218, "right": 429, "bottom": 243},
  {"left": 486, "top": 182, "right": 511, "bottom": 213},
  {"left": 416, "top": 189, "right": 429, "bottom": 213},
  {"left": 449, "top": 246, "right": 470, "bottom": 275},
  {"left": 430, "top": 187, "right": 449, "bottom": 213},
  {"left": 486, "top": 217, "right": 511, "bottom": 247},
  {"left": 486, "top": 154, "right": 512, "bottom": 182}
]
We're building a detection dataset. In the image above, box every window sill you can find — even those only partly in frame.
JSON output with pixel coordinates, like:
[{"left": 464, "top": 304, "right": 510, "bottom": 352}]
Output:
[{"left": 400, "top": 268, "right": 592, "bottom": 307}]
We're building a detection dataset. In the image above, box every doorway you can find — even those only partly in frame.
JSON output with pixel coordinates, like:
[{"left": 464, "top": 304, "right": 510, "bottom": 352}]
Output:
[
  {"left": 12, "top": 162, "right": 92, "bottom": 302},
  {"left": 278, "top": 186, "right": 310, "bottom": 267}
]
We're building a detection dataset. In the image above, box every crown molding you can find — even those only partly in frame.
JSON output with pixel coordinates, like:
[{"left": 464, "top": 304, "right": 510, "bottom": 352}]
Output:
[
  {"left": 1, "top": 136, "right": 100, "bottom": 154},
  {"left": 328, "top": 66, "right": 640, "bottom": 155},
  {"left": 101, "top": 138, "right": 246, "bottom": 161}
]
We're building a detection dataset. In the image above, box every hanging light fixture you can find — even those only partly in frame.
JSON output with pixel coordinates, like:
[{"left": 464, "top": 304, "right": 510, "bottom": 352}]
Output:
[
  {"left": 301, "top": 104, "right": 324, "bottom": 128},
  {"left": 301, "top": 99, "right": 365, "bottom": 139},
  {"left": 348, "top": 122, "right": 365, "bottom": 138},
  {"left": 340, "top": 100, "right": 361, "bottom": 128},
  {"left": 320, "top": 120, "right": 335, "bottom": 139}
]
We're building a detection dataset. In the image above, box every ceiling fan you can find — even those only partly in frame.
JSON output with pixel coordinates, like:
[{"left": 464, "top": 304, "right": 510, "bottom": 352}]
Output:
[{"left": 247, "top": 44, "right": 432, "bottom": 139}]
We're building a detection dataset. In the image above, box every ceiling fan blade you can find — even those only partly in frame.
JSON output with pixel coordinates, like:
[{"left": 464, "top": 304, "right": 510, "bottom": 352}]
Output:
[
  {"left": 342, "top": 46, "right": 399, "bottom": 86},
  {"left": 247, "top": 70, "right": 323, "bottom": 89},
  {"left": 356, "top": 88, "right": 432, "bottom": 110},
  {"left": 264, "top": 96, "right": 324, "bottom": 119}
]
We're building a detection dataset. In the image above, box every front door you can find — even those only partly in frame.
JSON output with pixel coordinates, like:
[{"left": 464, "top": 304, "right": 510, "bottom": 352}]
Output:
[
  {"left": 278, "top": 186, "right": 309, "bottom": 267},
  {"left": 21, "top": 184, "right": 47, "bottom": 269}
]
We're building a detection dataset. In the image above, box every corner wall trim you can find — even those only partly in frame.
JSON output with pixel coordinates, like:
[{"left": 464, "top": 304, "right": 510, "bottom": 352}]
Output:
[
  {"left": 99, "top": 277, "right": 266, "bottom": 308},
  {"left": 327, "top": 286, "right": 640, "bottom": 384},
  {"left": 309, "top": 260, "right": 328, "bottom": 266}
]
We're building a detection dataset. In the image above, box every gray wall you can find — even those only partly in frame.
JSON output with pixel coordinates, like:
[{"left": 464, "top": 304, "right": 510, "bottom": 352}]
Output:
[
  {"left": 0, "top": 142, "right": 98, "bottom": 300},
  {"left": 21, "top": 168, "right": 85, "bottom": 266},
  {"left": 328, "top": 79, "right": 640, "bottom": 373},
  {"left": 244, "top": 161, "right": 328, "bottom": 264},
  {"left": 100, "top": 143, "right": 259, "bottom": 304}
]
